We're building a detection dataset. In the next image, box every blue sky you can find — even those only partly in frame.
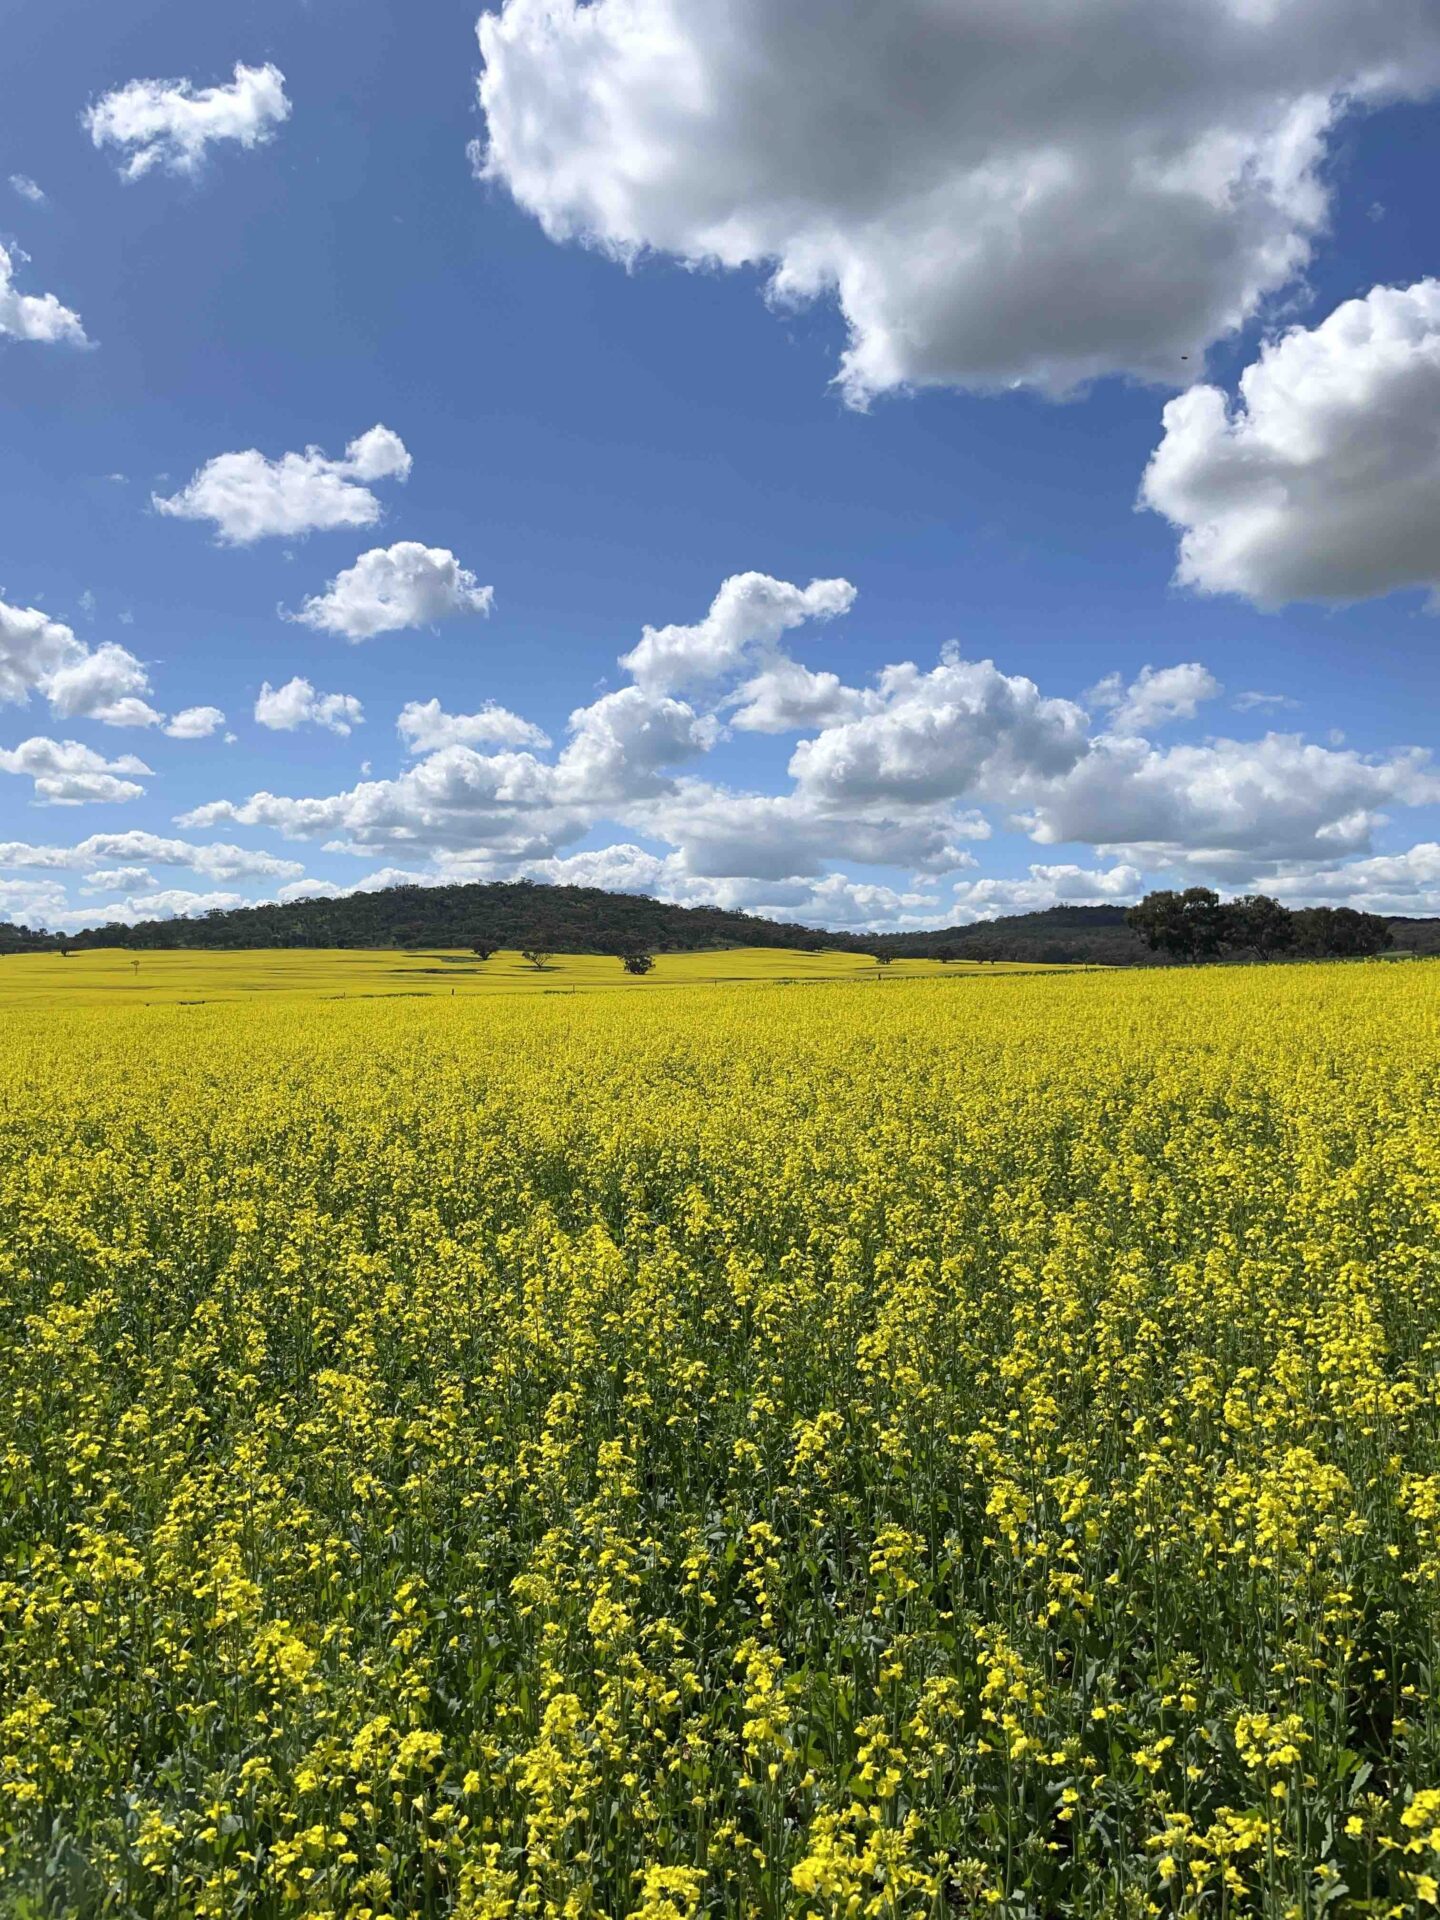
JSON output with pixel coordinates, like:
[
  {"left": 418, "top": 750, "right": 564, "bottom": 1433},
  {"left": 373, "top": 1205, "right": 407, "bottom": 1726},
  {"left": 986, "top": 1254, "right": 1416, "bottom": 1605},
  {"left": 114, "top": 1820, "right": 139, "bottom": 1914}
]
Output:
[{"left": 3, "top": 0, "right": 1440, "bottom": 932}]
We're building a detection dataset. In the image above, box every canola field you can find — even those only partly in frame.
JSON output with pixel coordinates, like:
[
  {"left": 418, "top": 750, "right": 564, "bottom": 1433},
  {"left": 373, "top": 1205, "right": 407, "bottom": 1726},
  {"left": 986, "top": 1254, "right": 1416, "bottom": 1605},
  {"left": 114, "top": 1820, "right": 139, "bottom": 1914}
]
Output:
[
  {"left": 0, "top": 946, "right": 1059, "bottom": 1011},
  {"left": 2, "top": 959, "right": 1438, "bottom": 1919}
]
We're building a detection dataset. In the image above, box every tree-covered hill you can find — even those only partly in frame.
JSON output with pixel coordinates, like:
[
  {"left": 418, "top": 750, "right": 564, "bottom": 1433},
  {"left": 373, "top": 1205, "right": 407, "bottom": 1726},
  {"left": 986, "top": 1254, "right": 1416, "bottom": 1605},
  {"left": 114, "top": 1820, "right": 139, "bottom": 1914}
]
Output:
[
  {"left": 0, "top": 882, "right": 1434, "bottom": 964},
  {"left": 0, "top": 881, "right": 833, "bottom": 957}
]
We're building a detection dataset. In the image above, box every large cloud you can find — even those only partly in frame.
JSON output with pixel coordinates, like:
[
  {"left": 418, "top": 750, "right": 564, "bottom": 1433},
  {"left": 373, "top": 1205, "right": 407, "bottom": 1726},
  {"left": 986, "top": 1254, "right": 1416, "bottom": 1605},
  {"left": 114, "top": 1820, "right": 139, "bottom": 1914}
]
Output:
[
  {"left": 639, "top": 783, "right": 986, "bottom": 884},
  {"left": 0, "top": 878, "right": 71, "bottom": 926},
  {"left": 950, "top": 863, "right": 1143, "bottom": 923},
  {"left": 43, "top": 889, "right": 251, "bottom": 932},
  {"left": 85, "top": 62, "right": 290, "bottom": 180},
  {"left": 292, "top": 542, "right": 494, "bottom": 640},
  {"left": 180, "top": 749, "right": 583, "bottom": 862},
  {"left": 790, "top": 651, "right": 1089, "bottom": 805},
  {"left": 155, "top": 425, "right": 410, "bottom": 545},
  {"left": 0, "top": 601, "right": 158, "bottom": 725},
  {"left": 479, "top": 842, "right": 945, "bottom": 930},
  {"left": 1142, "top": 280, "right": 1440, "bottom": 607},
  {"left": 553, "top": 687, "right": 715, "bottom": 804},
  {"left": 1267, "top": 843, "right": 1440, "bottom": 916},
  {"left": 45, "top": 642, "right": 161, "bottom": 728},
  {"left": 475, "top": 0, "right": 1440, "bottom": 402},
  {"left": 0, "top": 738, "right": 152, "bottom": 806},
  {"left": 0, "top": 831, "right": 302, "bottom": 881},
  {"left": 0, "top": 243, "right": 86, "bottom": 346},
  {"left": 1018, "top": 732, "right": 1440, "bottom": 875}
]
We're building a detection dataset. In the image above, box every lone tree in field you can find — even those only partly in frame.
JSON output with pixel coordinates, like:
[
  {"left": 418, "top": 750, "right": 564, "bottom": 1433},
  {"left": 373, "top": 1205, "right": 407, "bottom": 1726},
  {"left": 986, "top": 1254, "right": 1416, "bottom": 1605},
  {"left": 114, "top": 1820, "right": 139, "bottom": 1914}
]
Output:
[
  {"left": 1126, "top": 888, "right": 1226, "bottom": 963},
  {"left": 871, "top": 951, "right": 893, "bottom": 967},
  {"left": 471, "top": 943, "right": 496, "bottom": 962},
  {"left": 618, "top": 949, "right": 655, "bottom": 975},
  {"left": 520, "top": 949, "right": 552, "bottom": 971}
]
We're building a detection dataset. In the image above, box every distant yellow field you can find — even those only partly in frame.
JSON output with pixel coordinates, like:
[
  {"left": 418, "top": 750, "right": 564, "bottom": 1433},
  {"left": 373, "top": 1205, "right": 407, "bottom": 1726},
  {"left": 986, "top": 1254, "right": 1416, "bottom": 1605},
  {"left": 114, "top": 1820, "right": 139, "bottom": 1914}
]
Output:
[{"left": 0, "top": 942, "right": 1086, "bottom": 1007}]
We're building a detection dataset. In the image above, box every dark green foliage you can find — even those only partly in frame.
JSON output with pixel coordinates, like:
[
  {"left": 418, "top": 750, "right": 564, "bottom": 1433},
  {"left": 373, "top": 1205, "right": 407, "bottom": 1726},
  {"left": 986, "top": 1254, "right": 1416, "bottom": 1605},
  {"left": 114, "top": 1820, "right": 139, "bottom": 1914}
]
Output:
[
  {"left": 1222, "top": 893, "right": 1296, "bottom": 960},
  {"left": 1126, "top": 891, "right": 1391, "bottom": 964},
  {"left": 1292, "top": 905, "right": 1393, "bottom": 958},
  {"left": 1126, "top": 887, "right": 1227, "bottom": 961}
]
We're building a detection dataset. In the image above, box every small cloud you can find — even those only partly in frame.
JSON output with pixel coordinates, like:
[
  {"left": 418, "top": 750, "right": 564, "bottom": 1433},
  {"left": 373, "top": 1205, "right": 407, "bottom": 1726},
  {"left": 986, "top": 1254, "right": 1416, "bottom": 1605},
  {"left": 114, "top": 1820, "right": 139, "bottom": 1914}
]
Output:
[
  {"left": 163, "top": 705, "right": 226, "bottom": 740},
  {"left": 85, "top": 62, "right": 290, "bottom": 181},
  {"left": 290, "top": 540, "right": 493, "bottom": 641},
  {"left": 1233, "top": 690, "right": 1300, "bottom": 713},
  {"left": 255, "top": 675, "right": 363, "bottom": 736},
  {"left": 9, "top": 174, "right": 46, "bottom": 205},
  {"left": 0, "top": 241, "right": 87, "bottom": 347},
  {"left": 154, "top": 424, "right": 411, "bottom": 545}
]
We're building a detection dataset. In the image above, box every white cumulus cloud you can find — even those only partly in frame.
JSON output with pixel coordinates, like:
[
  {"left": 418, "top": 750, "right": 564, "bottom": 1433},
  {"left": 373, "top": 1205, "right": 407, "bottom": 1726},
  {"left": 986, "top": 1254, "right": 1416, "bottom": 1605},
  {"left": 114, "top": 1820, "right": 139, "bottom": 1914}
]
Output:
[
  {"left": 154, "top": 424, "right": 411, "bottom": 545},
  {"left": 621, "top": 572, "right": 855, "bottom": 694},
  {"left": 292, "top": 541, "right": 494, "bottom": 640},
  {"left": 1143, "top": 279, "right": 1440, "bottom": 607},
  {"left": 1087, "top": 663, "right": 1222, "bottom": 736},
  {"left": 0, "top": 599, "right": 157, "bottom": 725},
  {"left": 85, "top": 61, "right": 290, "bottom": 180},
  {"left": 398, "top": 698, "right": 550, "bottom": 753},
  {"left": 789, "top": 651, "right": 1090, "bottom": 806},
  {"left": 1267, "top": 843, "right": 1440, "bottom": 916},
  {"left": 476, "top": 0, "right": 1440, "bottom": 402},
  {"left": 950, "top": 863, "right": 1143, "bottom": 923},
  {"left": 0, "top": 737, "right": 152, "bottom": 806},
  {"left": 255, "top": 677, "right": 364, "bottom": 736},
  {"left": 0, "top": 243, "right": 87, "bottom": 346},
  {"left": 1018, "top": 733, "right": 1440, "bottom": 876},
  {"left": 82, "top": 866, "right": 154, "bottom": 892},
  {"left": 727, "top": 659, "right": 871, "bottom": 734},
  {"left": 164, "top": 705, "right": 226, "bottom": 739},
  {"left": 45, "top": 642, "right": 161, "bottom": 728}
]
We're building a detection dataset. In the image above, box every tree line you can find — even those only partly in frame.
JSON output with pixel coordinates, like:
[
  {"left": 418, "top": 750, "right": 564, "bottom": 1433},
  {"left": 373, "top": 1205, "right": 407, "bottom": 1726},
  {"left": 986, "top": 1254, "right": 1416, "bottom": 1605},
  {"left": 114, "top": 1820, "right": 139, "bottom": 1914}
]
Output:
[
  {"left": 1124, "top": 889, "right": 1392, "bottom": 964},
  {"left": 0, "top": 879, "right": 1422, "bottom": 967}
]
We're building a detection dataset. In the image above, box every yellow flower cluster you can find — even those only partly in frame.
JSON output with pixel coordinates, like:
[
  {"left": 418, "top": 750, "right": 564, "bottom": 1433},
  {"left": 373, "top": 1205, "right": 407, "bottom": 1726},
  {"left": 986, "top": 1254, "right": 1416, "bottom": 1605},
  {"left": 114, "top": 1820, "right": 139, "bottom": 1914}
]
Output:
[{"left": 0, "top": 957, "right": 1438, "bottom": 1917}]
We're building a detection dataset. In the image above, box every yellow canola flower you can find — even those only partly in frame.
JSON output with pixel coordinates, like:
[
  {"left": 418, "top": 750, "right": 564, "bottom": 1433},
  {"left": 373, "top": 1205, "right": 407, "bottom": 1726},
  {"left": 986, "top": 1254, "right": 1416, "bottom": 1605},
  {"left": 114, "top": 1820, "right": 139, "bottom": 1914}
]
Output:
[{"left": 0, "top": 954, "right": 1434, "bottom": 1916}]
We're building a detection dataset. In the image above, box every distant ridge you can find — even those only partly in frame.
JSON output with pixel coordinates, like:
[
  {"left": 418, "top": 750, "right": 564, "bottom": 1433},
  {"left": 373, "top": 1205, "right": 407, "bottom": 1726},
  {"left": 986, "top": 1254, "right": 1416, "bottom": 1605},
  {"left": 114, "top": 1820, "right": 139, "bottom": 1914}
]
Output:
[{"left": 1, "top": 881, "right": 1436, "bottom": 966}]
